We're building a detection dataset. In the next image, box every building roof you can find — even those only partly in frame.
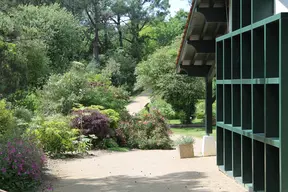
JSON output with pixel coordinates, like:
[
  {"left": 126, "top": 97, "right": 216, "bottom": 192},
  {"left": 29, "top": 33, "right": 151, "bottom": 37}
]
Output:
[{"left": 176, "top": 0, "right": 228, "bottom": 77}]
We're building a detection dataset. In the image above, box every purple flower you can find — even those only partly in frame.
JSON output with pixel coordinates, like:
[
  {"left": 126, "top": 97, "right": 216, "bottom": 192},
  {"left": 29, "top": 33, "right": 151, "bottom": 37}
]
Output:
[{"left": 1, "top": 168, "right": 6, "bottom": 173}]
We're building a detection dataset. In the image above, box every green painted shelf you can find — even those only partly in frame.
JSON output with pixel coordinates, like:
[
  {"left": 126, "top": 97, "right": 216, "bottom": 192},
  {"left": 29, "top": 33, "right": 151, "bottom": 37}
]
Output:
[{"left": 216, "top": 10, "right": 288, "bottom": 192}]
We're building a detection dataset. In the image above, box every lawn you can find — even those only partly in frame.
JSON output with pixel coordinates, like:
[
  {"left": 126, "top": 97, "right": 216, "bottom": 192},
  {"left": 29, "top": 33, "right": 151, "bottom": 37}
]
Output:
[
  {"left": 171, "top": 127, "right": 216, "bottom": 138},
  {"left": 169, "top": 118, "right": 203, "bottom": 124}
]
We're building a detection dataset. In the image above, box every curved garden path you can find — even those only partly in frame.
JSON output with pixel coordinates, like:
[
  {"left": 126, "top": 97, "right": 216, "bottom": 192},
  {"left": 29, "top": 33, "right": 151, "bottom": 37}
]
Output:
[
  {"left": 44, "top": 93, "right": 247, "bottom": 192},
  {"left": 126, "top": 91, "right": 151, "bottom": 115}
]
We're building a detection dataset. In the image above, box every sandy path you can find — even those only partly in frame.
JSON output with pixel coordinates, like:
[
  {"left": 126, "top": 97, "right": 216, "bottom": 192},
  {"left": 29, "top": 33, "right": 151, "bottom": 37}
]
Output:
[
  {"left": 126, "top": 92, "right": 151, "bottom": 115},
  {"left": 45, "top": 137, "right": 246, "bottom": 192}
]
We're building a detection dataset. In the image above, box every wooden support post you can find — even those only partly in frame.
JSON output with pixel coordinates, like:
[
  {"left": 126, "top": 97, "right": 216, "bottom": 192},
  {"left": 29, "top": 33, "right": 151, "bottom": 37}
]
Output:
[{"left": 205, "top": 76, "right": 213, "bottom": 135}]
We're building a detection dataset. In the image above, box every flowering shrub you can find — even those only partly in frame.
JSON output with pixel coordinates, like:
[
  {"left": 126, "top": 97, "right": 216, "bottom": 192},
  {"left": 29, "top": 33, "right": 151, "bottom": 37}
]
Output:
[
  {"left": 118, "top": 109, "right": 173, "bottom": 149},
  {"left": 0, "top": 135, "right": 46, "bottom": 191}
]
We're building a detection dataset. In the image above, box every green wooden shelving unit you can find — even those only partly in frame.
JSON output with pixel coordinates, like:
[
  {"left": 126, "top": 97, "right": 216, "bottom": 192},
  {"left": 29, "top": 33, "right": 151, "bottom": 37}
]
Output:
[{"left": 216, "top": 1, "right": 288, "bottom": 191}]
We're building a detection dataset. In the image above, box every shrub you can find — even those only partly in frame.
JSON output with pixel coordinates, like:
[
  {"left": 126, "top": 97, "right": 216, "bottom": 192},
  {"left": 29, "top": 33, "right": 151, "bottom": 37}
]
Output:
[
  {"left": 37, "top": 64, "right": 129, "bottom": 115},
  {"left": 0, "top": 100, "right": 15, "bottom": 135},
  {"left": 71, "top": 109, "right": 111, "bottom": 139},
  {"left": 118, "top": 109, "right": 173, "bottom": 149},
  {"left": 28, "top": 115, "right": 90, "bottom": 155},
  {"left": 14, "top": 107, "right": 33, "bottom": 123},
  {"left": 7, "top": 90, "right": 39, "bottom": 112},
  {"left": 98, "top": 138, "right": 119, "bottom": 149},
  {"left": 0, "top": 134, "right": 46, "bottom": 192},
  {"left": 73, "top": 105, "right": 120, "bottom": 129},
  {"left": 80, "top": 86, "right": 129, "bottom": 112},
  {"left": 37, "top": 66, "right": 88, "bottom": 115},
  {"left": 195, "top": 100, "right": 216, "bottom": 123},
  {"left": 149, "top": 98, "right": 175, "bottom": 119}
]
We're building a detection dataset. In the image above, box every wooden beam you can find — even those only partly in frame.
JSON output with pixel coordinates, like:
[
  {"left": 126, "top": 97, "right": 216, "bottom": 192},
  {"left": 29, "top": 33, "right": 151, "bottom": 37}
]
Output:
[
  {"left": 197, "top": 7, "right": 227, "bottom": 23},
  {"left": 187, "top": 40, "right": 215, "bottom": 53},
  {"left": 180, "top": 65, "right": 211, "bottom": 77}
]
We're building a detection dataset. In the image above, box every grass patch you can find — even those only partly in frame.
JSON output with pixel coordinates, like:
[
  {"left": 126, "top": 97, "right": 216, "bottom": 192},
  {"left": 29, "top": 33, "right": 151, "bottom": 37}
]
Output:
[
  {"left": 169, "top": 119, "right": 181, "bottom": 124},
  {"left": 171, "top": 127, "right": 216, "bottom": 138},
  {"left": 108, "top": 147, "right": 130, "bottom": 152},
  {"left": 169, "top": 118, "right": 204, "bottom": 124}
]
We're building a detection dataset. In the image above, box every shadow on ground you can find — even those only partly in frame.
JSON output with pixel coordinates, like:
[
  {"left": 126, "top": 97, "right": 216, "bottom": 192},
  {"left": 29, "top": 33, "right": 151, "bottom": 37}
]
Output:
[{"left": 43, "top": 171, "right": 227, "bottom": 192}]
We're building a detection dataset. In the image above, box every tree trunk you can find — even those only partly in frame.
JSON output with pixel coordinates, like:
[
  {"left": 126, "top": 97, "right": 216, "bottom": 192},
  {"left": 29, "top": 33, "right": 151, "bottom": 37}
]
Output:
[
  {"left": 104, "top": 20, "right": 109, "bottom": 51},
  {"left": 117, "top": 15, "right": 123, "bottom": 47},
  {"left": 93, "top": 27, "right": 100, "bottom": 64}
]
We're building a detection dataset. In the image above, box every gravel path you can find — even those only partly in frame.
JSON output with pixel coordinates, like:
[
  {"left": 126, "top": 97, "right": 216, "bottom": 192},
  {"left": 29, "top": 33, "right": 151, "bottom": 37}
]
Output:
[
  {"left": 42, "top": 94, "right": 246, "bottom": 192},
  {"left": 45, "top": 137, "right": 246, "bottom": 192},
  {"left": 126, "top": 92, "right": 151, "bottom": 115}
]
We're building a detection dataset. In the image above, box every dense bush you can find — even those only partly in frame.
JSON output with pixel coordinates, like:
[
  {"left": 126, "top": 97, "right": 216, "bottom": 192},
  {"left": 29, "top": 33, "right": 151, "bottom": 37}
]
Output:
[
  {"left": 38, "top": 63, "right": 129, "bottom": 115},
  {"left": 81, "top": 86, "right": 129, "bottom": 112},
  {"left": 37, "top": 64, "right": 88, "bottom": 115},
  {"left": 71, "top": 109, "right": 111, "bottom": 139},
  {"left": 0, "top": 134, "right": 46, "bottom": 192},
  {"left": 28, "top": 115, "right": 90, "bottom": 156},
  {"left": 73, "top": 105, "right": 120, "bottom": 129},
  {"left": 118, "top": 109, "right": 173, "bottom": 149},
  {"left": 195, "top": 100, "right": 216, "bottom": 123},
  {"left": 14, "top": 107, "right": 33, "bottom": 123},
  {"left": 0, "top": 100, "right": 15, "bottom": 135},
  {"left": 149, "top": 98, "right": 175, "bottom": 119}
]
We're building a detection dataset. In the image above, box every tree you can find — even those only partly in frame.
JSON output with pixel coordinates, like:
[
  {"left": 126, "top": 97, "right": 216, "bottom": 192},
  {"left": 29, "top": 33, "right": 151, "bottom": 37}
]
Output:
[
  {"left": 140, "top": 9, "right": 188, "bottom": 53},
  {"left": 0, "top": 4, "right": 86, "bottom": 95},
  {"left": 135, "top": 36, "right": 205, "bottom": 123},
  {"left": 123, "top": 0, "right": 170, "bottom": 61}
]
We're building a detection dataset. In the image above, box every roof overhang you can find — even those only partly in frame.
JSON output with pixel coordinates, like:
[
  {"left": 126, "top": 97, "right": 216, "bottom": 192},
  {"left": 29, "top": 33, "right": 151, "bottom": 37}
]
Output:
[{"left": 176, "top": 0, "right": 228, "bottom": 79}]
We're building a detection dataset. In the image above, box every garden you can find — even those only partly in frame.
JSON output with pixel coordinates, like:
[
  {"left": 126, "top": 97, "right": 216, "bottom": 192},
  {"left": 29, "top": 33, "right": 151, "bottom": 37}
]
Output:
[{"left": 0, "top": 1, "right": 211, "bottom": 191}]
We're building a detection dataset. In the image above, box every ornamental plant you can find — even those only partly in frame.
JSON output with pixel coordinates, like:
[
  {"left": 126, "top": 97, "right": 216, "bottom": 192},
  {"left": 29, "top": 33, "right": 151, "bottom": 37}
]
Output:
[
  {"left": 0, "top": 135, "right": 46, "bottom": 191},
  {"left": 28, "top": 115, "right": 90, "bottom": 156},
  {"left": 71, "top": 109, "right": 111, "bottom": 139},
  {"left": 174, "top": 136, "right": 195, "bottom": 146},
  {"left": 118, "top": 109, "right": 173, "bottom": 149}
]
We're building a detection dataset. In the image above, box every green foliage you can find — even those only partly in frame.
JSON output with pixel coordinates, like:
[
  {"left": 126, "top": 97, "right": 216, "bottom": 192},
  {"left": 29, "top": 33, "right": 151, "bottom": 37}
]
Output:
[
  {"left": 0, "top": 133, "right": 46, "bottom": 192},
  {"left": 73, "top": 105, "right": 120, "bottom": 129},
  {"left": 135, "top": 36, "right": 181, "bottom": 90},
  {"left": 149, "top": 97, "right": 175, "bottom": 119},
  {"left": 195, "top": 100, "right": 216, "bottom": 123},
  {"left": 140, "top": 10, "right": 188, "bottom": 52},
  {"left": 108, "top": 147, "right": 129, "bottom": 152},
  {"left": 81, "top": 86, "right": 129, "bottom": 113},
  {"left": 0, "top": 4, "right": 86, "bottom": 95},
  {"left": 135, "top": 36, "right": 205, "bottom": 123},
  {"left": 178, "top": 110, "right": 188, "bottom": 124},
  {"left": 28, "top": 115, "right": 90, "bottom": 156},
  {"left": 158, "top": 75, "right": 204, "bottom": 124},
  {"left": 174, "top": 136, "right": 195, "bottom": 146},
  {"left": 8, "top": 91, "right": 39, "bottom": 112},
  {"left": 99, "top": 138, "right": 119, "bottom": 149},
  {"left": 37, "top": 65, "right": 87, "bottom": 115},
  {"left": 102, "top": 49, "right": 137, "bottom": 92},
  {"left": 13, "top": 107, "right": 33, "bottom": 123},
  {"left": 0, "top": 100, "right": 15, "bottom": 135},
  {"left": 118, "top": 109, "right": 173, "bottom": 149}
]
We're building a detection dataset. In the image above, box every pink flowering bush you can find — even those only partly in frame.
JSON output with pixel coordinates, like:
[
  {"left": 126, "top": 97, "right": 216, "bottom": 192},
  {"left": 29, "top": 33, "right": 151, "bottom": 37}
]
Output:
[
  {"left": 0, "top": 135, "right": 46, "bottom": 191},
  {"left": 118, "top": 109, "right": 173, "bottom": 149}
]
